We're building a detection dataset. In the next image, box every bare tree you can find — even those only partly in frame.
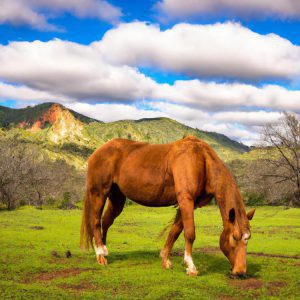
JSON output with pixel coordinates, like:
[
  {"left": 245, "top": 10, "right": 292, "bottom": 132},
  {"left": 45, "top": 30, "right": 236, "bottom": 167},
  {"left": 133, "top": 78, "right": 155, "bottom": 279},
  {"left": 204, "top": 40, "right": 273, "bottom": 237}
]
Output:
[
  {"left": 262, "top": 112, "right": 300, "bottom": 206},
  {"left": 0, "top": 137, "right": 29, "bottom": 210}
]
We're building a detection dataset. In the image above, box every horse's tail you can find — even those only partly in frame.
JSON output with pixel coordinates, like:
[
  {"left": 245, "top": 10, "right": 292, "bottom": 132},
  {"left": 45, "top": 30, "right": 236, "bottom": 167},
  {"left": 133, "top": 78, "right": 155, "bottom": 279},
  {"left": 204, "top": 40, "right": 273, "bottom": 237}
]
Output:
[
  {"left": 80, "top": 189, "right": 93, "bottom": 251},
  {"left": 158, "top": 207, "right": 180, "bottom": 239}
]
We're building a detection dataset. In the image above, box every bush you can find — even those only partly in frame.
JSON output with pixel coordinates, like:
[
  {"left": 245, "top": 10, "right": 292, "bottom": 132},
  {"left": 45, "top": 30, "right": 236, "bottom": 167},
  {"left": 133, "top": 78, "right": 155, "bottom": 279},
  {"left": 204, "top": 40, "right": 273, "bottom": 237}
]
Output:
[
  {"left": 59, "top": 192, "right": 75, "bottom": 209},
  {"left": 46, "top": 197, "right": 56, "bottom": 206}
]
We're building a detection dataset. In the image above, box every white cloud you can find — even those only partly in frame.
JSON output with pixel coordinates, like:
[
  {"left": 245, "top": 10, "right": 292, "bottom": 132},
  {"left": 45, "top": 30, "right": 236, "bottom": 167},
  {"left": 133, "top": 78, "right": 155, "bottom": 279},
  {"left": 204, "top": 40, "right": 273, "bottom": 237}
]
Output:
[
  {"left": 150, "top": 101, "right": 282, "bottom": 129},
  {"left": 200, "top": 122, "right": 259, "bottom": 146},
  {"left": 65, "top": 102, "right": 167, "bottom": 122},
  {"left": 97, "top": 21, "right": 300, "bottom": 80},
  {"left": 156, "top": 0, "right": 300, "bottom": 20},
  {"left": 0, "top": 0, "right": 55, "bottom": 30},
  {"left": 0, "top": 30, "right": 299, "bottom": 145},
  {"left": 212, "top": 111, "right": 281, "bottom": 126},
  {"left": 0, "top": 38, "right": 299, "bottom": 114},
  {"left": 0, "top": 40, "right": 157, "bottom": 102},
  {"left": 0, "top": 0, "right": 122, "bottom": 30},
  {"left": 0, "top": 82, "right": 70, "bottom": 102},
  {"left": 155, "top": 80, "right": 300, "bottom": 111}
]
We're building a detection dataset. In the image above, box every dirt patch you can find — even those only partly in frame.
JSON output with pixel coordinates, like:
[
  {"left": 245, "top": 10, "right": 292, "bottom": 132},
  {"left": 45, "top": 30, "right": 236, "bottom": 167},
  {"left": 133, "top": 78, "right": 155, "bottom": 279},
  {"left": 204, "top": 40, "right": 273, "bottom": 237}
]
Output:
[
  {"left": 266, "top": 281, "right": 287, "bottom": 296},
  {"left": 229, "top": 278, "right": 263, "bottom": 290},
  {"left": 199, "top": 246, "right": 220, "bottom": 253},
  {"left": 248, "top": 252, "right": 300, "bottom": 259},
  {"left": 48, "top": 257, "right": 69, "bottom": 264},
  {"left": 218, "top": 295, "right": 236, "bottom": 300},
  {"left": 51, "top": 250, "right": 60, "bottom": 258},
  {"left": 171, "top": 250, "right": 183, "bottom": 257},
  {"left": 29, "top": 226, "right": 44, "bottom": 230},
  {"left": 23, "top": 268, "right": 91, "bottom": 283}
]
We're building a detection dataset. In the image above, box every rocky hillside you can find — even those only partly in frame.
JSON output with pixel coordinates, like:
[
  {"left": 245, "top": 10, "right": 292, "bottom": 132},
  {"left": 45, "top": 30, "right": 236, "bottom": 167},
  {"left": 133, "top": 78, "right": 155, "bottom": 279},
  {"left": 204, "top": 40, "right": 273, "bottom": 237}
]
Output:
[
  {"left": 0, "top": 102, "right": 97, "bottom": 127},
  {"left": 0, "top": 102, "right": 249, "bottom": 168}
]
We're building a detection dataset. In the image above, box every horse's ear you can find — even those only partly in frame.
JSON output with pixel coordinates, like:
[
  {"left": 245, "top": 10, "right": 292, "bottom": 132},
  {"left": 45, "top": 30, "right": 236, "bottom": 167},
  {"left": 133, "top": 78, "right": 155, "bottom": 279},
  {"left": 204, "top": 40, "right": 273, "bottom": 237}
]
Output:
[
  {"left": 229, "top": 208, "right": 235, "bottom": 223},
  {"left": 247, "top": 208, "right": 255, "bottom": 221}
]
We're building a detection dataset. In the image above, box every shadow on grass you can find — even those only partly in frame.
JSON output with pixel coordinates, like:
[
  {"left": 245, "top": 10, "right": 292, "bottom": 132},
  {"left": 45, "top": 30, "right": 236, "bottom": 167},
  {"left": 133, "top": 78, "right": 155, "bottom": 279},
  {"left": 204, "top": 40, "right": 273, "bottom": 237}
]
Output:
[{"left": 98, "top": 249, "right": 261, "bottom": 278}]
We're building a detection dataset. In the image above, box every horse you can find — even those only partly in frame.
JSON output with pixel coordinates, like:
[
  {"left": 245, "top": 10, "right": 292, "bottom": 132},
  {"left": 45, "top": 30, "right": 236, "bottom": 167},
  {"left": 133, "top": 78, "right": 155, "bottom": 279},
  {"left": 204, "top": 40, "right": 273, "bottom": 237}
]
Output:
[{"left": 80, "top": 136, "right": 255, "bottom": 276}]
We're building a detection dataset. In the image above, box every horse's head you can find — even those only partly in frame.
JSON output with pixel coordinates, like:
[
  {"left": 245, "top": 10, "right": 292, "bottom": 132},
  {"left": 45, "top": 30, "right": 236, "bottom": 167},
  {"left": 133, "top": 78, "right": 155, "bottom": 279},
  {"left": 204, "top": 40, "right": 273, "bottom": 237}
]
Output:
[{"left": 219, "top": 208, "right": 255, "bottom": 277}]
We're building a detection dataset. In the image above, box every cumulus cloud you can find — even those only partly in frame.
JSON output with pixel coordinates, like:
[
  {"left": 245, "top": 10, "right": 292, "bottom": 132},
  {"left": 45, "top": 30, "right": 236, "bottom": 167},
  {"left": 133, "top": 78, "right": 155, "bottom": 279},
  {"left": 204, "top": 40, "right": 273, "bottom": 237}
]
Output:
[
  {"left": 0, "top": 0, "right": 122, "bottom": 30},
  {"left": 0, "top": 0, "right": 55, "bottom": 30},
  {"left": 0, "top": 40, "right": 157, "bottom": 102},
  {"left": 97, "top": 21, "right": 300, "bottom": 80},
  {"left": 211, "top": 111, "right": 281, "bottom": 126},
  {"left": 0, "top": 30, "right": 299, "bottom": 145},
  {"left": 156, "top": 0, "right": 300, "bottom": 21},
  {"left": 0, "top": 82, "right": 70, "bottom": 102},
  {"left": 0, "top": 38, "right": 300, "bottom": 113},
  {"left": 65, "top": 102, "right": 167, "bottom": 123},
  {"left": 151, "top": 101, "right": 281, "bottom": 127},
  {"left": 155, "top": 80, "right": 300, "bottom": 112}
]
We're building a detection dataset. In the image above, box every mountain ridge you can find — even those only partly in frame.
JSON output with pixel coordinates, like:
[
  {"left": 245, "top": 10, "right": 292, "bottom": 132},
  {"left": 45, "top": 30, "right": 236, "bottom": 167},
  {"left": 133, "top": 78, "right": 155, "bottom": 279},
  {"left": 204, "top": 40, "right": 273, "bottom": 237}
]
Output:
[
  {"left": 0, "top": 102, "right": 249, "bottom": 168},
  {"left": 0, "top": 102, "right": 99, "bottom": 129}
]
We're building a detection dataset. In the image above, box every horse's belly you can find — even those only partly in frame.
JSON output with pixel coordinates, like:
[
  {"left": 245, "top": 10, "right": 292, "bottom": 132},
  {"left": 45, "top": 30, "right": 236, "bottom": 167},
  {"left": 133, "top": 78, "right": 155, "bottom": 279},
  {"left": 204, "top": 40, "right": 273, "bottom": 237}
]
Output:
[
  {"left": 116, "top": 166, "right": 177, "bottom": 207},
  {"left": 115, "top": 145, "right": 176, "bottom": 207},
  {"left": 117, "top": 179, "right": 177, "bottom": 207}
]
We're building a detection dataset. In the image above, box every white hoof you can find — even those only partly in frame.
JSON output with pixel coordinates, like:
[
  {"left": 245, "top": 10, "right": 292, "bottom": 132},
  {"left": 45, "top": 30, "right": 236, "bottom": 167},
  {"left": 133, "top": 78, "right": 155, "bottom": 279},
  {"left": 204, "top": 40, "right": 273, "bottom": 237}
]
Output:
[
  {"left": 162, "top": 259, "right": 172, "bottom": 269},
  {"left": 95, "top": 245, "right": 109, "bottom": 256}
]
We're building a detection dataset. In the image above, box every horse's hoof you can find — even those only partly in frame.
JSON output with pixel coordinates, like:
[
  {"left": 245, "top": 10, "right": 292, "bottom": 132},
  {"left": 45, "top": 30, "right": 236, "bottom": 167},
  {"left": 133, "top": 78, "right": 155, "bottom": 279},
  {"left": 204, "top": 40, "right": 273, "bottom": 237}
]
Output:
[
  {"left": 186, "top": 268, "right": 198, "bottom": 276},
  {"left": 162, "top": 259, "right": 172, "bottom": 269},
  {"left": 97, "top": 255, "right": 107, "bottom": 265}
]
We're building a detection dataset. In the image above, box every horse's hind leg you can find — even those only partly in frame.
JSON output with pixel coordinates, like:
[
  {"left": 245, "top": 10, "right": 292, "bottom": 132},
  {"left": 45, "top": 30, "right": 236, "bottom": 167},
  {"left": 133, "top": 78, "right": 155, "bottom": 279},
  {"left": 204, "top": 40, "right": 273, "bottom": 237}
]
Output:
[
  {"left": 160, "top": 209, "right": 183, "bottom": 269},
  {"left": 89, "top": 190, "right": 108, "bottom": 265},
  {"left": 102, "top": 185, "right": 126, "bottom": 249},
  {"left": 178, "top": 195, "right": 197, "bottom": 276}
]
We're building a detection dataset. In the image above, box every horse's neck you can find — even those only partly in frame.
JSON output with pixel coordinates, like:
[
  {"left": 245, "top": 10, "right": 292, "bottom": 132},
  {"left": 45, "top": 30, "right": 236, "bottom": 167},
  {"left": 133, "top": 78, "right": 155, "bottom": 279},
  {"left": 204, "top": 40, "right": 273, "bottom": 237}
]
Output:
[{"left": 204, "top": 151, "right": 247, "bottom": 228}]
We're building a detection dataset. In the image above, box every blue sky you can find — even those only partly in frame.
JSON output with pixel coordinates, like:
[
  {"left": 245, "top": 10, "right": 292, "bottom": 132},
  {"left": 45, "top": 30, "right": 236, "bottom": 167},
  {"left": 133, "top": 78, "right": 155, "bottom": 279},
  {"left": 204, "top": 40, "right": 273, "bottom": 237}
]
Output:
[{"left": 0, "top": 0, "right": 300, "bottom": 145}]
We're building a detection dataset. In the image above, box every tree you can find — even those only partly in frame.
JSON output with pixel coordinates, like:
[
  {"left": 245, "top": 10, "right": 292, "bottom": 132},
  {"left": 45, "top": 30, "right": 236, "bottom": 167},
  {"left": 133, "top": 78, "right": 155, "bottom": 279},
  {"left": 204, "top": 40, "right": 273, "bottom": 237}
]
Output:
[
  {"left": 0, "top": 137, "right": 31, "bottom": 210},
  {"left": 262, "top": 112, "right": 300, "bottom": 206}
]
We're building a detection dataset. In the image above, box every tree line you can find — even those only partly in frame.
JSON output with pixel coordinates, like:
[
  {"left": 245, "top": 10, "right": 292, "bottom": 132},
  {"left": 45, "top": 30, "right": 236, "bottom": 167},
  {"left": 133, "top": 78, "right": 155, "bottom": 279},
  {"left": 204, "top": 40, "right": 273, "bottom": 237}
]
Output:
[{"left": 0, "top": 135, "right": 84, "bottom": 210}]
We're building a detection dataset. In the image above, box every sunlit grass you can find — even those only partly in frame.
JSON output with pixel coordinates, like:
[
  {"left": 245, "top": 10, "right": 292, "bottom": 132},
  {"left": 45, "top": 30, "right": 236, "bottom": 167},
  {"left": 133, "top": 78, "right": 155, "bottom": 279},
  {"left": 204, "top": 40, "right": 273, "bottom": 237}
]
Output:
[{"left": 0, "top": 205, "right": 299, "bottom": 299}]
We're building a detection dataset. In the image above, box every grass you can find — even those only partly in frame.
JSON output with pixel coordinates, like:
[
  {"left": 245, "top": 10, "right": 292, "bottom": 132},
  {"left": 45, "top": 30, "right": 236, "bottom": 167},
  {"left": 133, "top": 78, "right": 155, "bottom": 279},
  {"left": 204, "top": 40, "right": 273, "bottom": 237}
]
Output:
[{"left": 0, "top": 205, "right": 299, "bottom": 299}]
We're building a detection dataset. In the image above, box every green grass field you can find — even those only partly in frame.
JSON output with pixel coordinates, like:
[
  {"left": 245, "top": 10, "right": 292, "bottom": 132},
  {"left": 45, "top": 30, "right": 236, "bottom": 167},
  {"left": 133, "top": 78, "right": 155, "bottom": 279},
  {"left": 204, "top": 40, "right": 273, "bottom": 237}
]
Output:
[{"left": 0, "top": 205, "right": 299, "bottom": 300}]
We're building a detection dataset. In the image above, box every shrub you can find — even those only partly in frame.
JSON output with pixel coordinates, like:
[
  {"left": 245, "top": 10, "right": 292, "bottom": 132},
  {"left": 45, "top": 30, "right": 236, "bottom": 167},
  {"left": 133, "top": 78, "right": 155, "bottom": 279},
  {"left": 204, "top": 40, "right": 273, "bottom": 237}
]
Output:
[{"left": 59, "top": 192, "right": 75, "bottom": 209}]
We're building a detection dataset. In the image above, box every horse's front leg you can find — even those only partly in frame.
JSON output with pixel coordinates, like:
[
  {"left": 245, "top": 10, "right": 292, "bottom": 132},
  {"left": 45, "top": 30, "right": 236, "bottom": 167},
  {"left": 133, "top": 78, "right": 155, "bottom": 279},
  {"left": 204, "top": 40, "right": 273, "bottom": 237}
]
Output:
[{"left": 178, "top": 193, "right": 198, "bottom": 276}]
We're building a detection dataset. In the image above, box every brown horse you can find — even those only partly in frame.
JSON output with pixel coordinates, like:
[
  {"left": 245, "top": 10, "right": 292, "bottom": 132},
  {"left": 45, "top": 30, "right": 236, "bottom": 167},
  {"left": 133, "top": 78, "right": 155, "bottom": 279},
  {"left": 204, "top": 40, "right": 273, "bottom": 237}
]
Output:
[{"left": 80, "top": 136, "right": 255, "bottom": 276}]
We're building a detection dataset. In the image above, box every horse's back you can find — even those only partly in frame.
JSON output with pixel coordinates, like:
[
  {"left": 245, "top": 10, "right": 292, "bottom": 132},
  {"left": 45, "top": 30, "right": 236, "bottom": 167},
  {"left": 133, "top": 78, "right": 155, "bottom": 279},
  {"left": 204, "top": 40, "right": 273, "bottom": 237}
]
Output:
[
  {"left": 87, "top": 137, "right": 209, "bottom": 206},
  {"left": 87, "top": 139, "right": 170, "bottom": 195}
]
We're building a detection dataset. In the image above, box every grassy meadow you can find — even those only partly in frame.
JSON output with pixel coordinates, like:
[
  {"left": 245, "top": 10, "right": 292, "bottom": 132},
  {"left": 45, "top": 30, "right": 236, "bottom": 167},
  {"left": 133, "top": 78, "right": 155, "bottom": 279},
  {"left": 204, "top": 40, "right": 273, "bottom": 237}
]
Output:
[{"left": 0, "top": 205, "right": 299, "bottom": 300}]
